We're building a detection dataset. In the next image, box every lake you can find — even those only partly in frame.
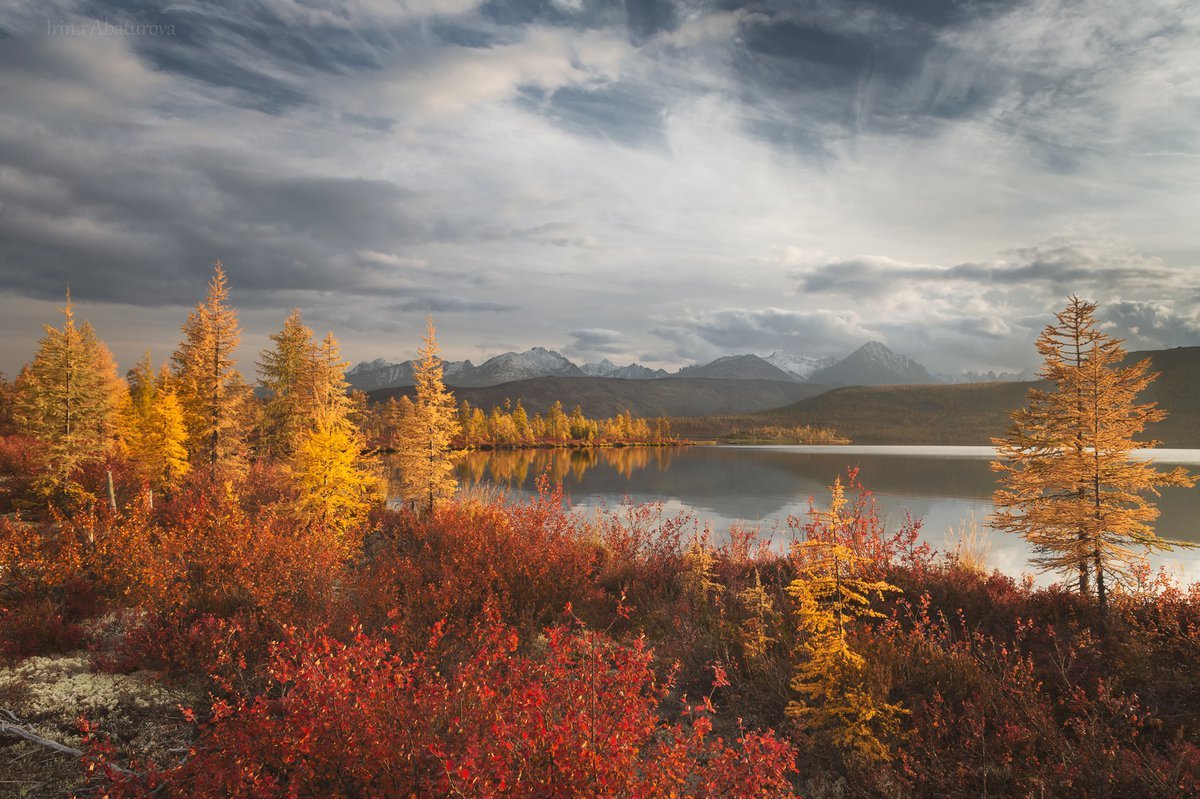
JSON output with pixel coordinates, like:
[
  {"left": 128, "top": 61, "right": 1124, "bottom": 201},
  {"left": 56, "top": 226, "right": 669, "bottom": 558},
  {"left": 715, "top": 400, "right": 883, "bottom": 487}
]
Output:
[{"left": 430, "top": 445, "right": 1200, "bottom": 584}]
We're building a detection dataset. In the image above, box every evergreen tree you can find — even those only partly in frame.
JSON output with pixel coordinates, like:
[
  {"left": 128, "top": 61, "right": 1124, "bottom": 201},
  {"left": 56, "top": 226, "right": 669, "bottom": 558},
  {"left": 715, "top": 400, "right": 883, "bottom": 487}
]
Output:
[
  {"left": 13, "top": 292, "right": 125, "bottom": 496},
  {"left": 395, "top": 317, "right": 460, "bottom": 512},
  {"left": 736, "top": 569, "right": 777, "bottom": 662},
  {"left": 512, "top": 400, "right": 532, "bottom": 444},
  {"left": 171, "top": 262, "right": 252, "bottom": 477},
  {"left": 992, "top": 297, "right": 1195, "bottom": 615}
]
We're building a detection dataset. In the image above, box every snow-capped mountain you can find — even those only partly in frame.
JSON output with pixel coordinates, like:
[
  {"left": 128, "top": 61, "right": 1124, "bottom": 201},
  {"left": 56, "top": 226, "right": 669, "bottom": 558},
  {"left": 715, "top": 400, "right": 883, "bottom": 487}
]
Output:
[
  {"left": 580, "top": 359, "right": 669, "bottom": 379},
  {"left": 346, "top": 357, "right": 474, "bottom": 391},
  {"left": 452, "top": 347, "right": 584, "bottom": 386},
  {"left": 347, "top": 341, "right": 945, "bottom": 391},
  {"left": 760, "top": 351, "right": 837, "bottom": 380},
  {"left": 808, "top": 341, "right": 938, "bottom": 386}
]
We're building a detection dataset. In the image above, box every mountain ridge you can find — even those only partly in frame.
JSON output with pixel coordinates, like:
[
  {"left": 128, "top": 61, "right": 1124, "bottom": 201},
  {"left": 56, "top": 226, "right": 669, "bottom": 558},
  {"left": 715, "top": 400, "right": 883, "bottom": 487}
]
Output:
[{"left": 349, "top": 341, "right": 938, "bottom": 391}]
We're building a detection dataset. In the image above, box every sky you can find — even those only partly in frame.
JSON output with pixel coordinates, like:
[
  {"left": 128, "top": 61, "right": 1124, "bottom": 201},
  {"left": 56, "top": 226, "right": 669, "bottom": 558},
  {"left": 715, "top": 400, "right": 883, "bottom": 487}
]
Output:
[{"left": 1, "top": 0, "right": 1198, "bottom": 378}]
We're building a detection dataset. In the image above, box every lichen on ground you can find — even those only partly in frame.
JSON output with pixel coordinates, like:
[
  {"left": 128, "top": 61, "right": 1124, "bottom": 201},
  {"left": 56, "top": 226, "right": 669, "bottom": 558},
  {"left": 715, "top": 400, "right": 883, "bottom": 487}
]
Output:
[{"left": 0, "top": 651, "right": 197, "bottom": 799}]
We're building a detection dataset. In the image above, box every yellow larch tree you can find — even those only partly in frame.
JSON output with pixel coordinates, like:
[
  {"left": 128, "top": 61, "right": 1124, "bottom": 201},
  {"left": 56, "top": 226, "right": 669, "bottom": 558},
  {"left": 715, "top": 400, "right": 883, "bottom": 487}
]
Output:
[
  {"left": 284, "top": 329, "right": 382, "bottom": 542},
  {"left": 787, "top": 477, "right": 903, "bottom": 764},
  {"left": 171, "top": 262, "right": 252, "bottom": 478},
  {"left": 289, "top": 408, "right": 382, "bottom": 550},
  {"left": 992, "top": 297, "right": 1194, "bottom": 615},
  {"left": 124, "top": 354, "right": 190, "bottom": 490},
  {"left": 395, "top": 316, "right": 460, "bottom": 513},
  {"left": 13, "top": 291, "right": 127, "bottom": 498}
]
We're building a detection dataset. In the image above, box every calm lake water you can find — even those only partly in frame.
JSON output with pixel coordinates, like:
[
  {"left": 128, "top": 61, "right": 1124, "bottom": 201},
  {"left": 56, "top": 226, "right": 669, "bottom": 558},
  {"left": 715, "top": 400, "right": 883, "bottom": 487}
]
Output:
[{"left": 436, "top": 445, "right": 1200, "bottom": 584}]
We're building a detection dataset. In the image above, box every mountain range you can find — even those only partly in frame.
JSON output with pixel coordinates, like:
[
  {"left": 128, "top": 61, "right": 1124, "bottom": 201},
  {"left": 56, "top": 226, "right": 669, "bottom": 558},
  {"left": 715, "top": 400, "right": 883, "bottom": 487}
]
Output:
[
  {"left": 347, "top": 341, "right": 939, "bottom": 392},
  {"left": 358, "top": 344, "right": 1200, "bottom": 447}
]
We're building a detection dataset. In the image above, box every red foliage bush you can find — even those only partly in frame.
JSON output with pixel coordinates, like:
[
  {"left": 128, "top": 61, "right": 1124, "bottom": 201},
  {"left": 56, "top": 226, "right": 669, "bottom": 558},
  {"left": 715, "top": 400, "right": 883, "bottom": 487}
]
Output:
[
  {"left": 142, "top": 481, "right": 344, "bottom": 622},
  {"left": 0, "top": 597, "right": 85, "bottom": 660},
  {"left": 352, "top": 481, "right": 610, "bottom": 643},
  {"left": 0, "top": 434, "right": 43, "bottom": 512},
  {"left": 89, "top": 613, "right": 799, "bottom": 798}
]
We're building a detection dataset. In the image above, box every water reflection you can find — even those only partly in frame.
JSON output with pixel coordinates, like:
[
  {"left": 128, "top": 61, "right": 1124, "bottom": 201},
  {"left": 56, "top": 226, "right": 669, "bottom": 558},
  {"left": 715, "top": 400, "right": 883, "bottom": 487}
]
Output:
[
  {"left": 455, "top": 446, "right": 677, "bottom": 488},
  {"left": 385, "top": 445, "right": 1200, "bottom": 583}
]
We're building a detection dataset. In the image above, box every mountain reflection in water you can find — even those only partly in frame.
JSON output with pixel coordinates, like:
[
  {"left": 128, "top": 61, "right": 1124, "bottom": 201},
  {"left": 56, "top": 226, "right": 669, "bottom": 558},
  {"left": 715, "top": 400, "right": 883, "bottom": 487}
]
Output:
[{"left": 385, "top": 445, "right": 1200, "bottom": 583}]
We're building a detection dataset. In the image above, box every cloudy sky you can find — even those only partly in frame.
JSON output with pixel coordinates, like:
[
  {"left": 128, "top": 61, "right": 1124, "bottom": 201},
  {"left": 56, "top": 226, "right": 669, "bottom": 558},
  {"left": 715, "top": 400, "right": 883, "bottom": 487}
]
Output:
[{"left": 1, "top": 0, "right": 1198, "bottom": 378}]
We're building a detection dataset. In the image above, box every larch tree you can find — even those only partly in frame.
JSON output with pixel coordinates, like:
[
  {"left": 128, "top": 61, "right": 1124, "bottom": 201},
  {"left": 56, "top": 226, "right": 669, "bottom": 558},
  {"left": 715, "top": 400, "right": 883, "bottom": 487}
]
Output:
[
  {"left": 171, "top": 262, "right": 252, "bottom": 478},
  {"left": 395, "top": 316, "right": 460, "bottom": 513},
  {"left": 787, "top": 477, "right": 903, "bottom": 764},
  {"left": 258, "top": 309, "right": 316, "bottom": 459},
  {"left": 309, "top": 331, "right": 355, "bottom": 421},
  {"left": 991, "top": 296, "right": 1194, "bottom": 615},
  {"left": 124, "top": 354, "right": 190, "bottom": 490},
  {"left": 13, "top": 292, "right": 126, "bottom": 497},
  {"left": 285, "top": 329, "right": 382, "bottom": 541}
]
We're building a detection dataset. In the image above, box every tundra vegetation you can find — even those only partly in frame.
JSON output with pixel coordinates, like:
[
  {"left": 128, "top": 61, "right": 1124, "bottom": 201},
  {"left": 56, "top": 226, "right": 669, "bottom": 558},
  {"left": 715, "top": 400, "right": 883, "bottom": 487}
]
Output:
[{"left": 0, "top": 278, "right": 1197, "bottom": 798}]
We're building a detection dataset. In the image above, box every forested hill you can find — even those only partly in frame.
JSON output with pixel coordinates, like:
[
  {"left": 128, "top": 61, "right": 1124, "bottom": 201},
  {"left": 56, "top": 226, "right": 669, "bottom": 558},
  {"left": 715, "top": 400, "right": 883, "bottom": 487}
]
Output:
[
  {"left": 754, "top": 346, "right": 1200, "bottom": 447},
  {"left": 367, "top": 376, "right": 829, "bottom": 419}
]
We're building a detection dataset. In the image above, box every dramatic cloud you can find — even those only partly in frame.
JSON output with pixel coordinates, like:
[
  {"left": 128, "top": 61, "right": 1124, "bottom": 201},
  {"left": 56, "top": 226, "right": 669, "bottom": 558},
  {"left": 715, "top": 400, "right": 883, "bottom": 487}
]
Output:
[{"left": 1, "top": 0, "right": 1198, "bottom": 376}]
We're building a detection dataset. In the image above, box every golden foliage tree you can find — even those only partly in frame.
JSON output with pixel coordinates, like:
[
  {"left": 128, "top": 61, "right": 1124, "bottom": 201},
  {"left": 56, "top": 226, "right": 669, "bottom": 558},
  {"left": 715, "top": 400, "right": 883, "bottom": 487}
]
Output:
[
  {"left": 395, "top": 316, "right": 460, "bottom": 512},
  {"left": 13, "top": 292, "right": 126, "bottom": 497},
  {"left": 124, "top": 354, "right": 190, "bottom": 490},
  {"left": 171, "top": 262, "right": 252, "bottom": 478},
  {"left": 787, "top": 478, "right": 903, "bottom": 764},
  {"left": 283, "top": 330, "right": 381, "bottom": 541},
  {"left": 289, "top": 410, "right": 382, "bottom": 549},
  {"left": 991, "top": 297, "right": 1195, "bottom": 614}
]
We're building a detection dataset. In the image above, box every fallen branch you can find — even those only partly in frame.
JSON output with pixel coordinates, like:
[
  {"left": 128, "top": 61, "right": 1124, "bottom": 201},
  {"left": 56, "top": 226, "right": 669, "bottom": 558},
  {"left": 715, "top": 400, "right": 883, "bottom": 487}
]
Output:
[{"left": 0, "top": 709, "right": 135, "bottom": 776}]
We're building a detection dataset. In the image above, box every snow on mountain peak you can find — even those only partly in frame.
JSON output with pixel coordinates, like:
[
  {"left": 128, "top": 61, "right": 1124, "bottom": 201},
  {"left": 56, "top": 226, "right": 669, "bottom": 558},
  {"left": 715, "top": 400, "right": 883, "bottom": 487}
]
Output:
[{"left": 760, "top": 351, "right": 837, "bottom": 379}]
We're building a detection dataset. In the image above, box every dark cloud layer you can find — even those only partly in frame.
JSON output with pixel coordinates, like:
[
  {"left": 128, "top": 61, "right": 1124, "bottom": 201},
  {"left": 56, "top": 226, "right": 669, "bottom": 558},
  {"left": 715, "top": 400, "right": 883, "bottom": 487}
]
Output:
[{"left": 1, "top": 0, "right": 1197, "bottom": 376}]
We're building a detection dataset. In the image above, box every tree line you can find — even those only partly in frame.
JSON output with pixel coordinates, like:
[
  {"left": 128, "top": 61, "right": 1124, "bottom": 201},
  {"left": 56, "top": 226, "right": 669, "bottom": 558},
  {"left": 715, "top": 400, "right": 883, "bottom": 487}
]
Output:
[{"left": 373, "top": 396, "right": 674, "bottom": 450}]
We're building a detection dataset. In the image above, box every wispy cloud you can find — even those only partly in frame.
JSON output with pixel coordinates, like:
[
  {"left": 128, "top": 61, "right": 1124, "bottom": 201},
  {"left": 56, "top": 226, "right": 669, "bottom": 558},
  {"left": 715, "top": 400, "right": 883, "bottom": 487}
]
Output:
[{"left": 1, "top": 0, "right": 1197, "bottom": 375}]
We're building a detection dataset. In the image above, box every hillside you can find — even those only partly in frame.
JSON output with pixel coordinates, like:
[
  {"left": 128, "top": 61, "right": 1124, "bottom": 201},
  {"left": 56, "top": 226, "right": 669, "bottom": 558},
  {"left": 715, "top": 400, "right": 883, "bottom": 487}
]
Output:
[
  {"left": 755, "top": 346, "right": 1200, "bottom": 447},
  {"left": 1130, "top": 346, "right": 1200, "bottom": 447},
  {"left": 757, "top": 381, "right": 1037, "bottom": 445},
  {"left": 367, "top": 376, "right": 829, "bottom": 419}
]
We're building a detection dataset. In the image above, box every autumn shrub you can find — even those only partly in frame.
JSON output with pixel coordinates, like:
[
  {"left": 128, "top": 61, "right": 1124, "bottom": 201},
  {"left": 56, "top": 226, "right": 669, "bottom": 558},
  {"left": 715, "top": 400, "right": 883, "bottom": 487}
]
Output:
[
  {"left": 0, "top": 597, "right": 86, "bottom": 660},
  {"left": 351, "top": 481, "right": 609, "bottom": 646},
  {"left": 866, "top": 584, "right": 1200, "bottom": 798},
  {"left": 88, "top": 613, "right": 799, "bottom": 798},
  {"left": 0, "top": 510, "right": 112, "bottom": 658},
  {"left": 0, "top": 434, "right": 43, "bottom": 512},
  {"left": 134, "top": 476, "right": 345, "bottom": 622}
]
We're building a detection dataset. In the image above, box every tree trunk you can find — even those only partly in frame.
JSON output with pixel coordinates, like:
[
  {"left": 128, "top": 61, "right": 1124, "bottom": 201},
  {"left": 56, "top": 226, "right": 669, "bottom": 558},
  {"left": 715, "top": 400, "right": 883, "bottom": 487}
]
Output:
[{"left": 1094, "top": 548, "right": 1107, "bottom": 620}]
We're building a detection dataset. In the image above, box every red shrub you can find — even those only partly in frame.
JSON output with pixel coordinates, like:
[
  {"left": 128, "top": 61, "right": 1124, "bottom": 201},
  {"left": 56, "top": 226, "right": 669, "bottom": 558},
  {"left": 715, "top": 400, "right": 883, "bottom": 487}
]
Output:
[
  {"left": 0, "top": 434, "right": 43, "bottom": 512},
  {"left": 353, "top": 482, "right": 609, "bottom": 643},
  {"left": 0, "top": 597, "right": 85, "bottom": 660},
  {"left": 89, "top": 613, "right": 799, "bottom": 798}
]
